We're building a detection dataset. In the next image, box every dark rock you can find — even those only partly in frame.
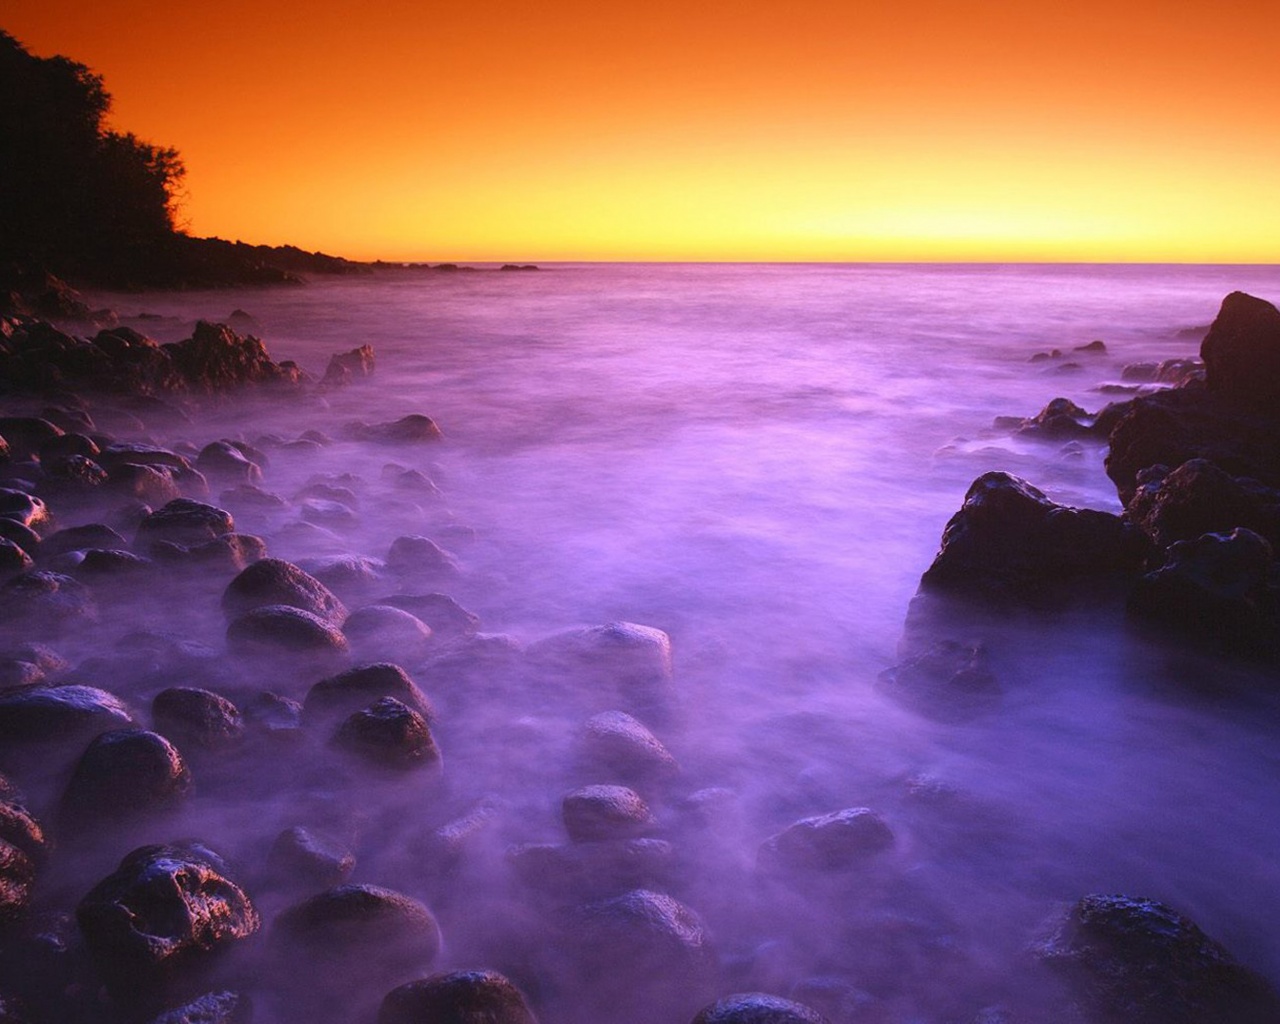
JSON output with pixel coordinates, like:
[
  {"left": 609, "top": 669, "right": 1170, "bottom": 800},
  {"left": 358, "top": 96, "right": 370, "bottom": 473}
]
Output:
[
  {"left": 197, "top": 442, "right": 262, "bottom": 484},
  {"left": 219, "top": 484, "right": 288, "bottom": 512},
  {"left": 759, "top": 808, "right": 894, "bottom": 873},
  {"left": 271, "top": 885, "right": 441, "bottom": 1010},
  {"left": 72, "top": 547, "right": 155, "bottom": 580},
  {"left": 378, "top": 970, "right": 537, "bottom": 1024},
  {"left": 304, "top": 663, "right": 434, "bottom": 727},
  {"left": 331, "top": 697, "right": 441, "bottom": 772},
  {"left": 582, "top": 710, "right": 679, "bottom": 784},
  {"left": 242, "top": 692, "right": 304, "bottom": 741},
  {"left": 1074, "top": 340, "right": 1107, "bottom": 354},
  {"left": 164, "top": 321, "right": 285, "bottom": 392},
  {"left": 1, "top": 571, "right": 96, "bottom": 635},
  {"left": 227, "top": 605, "right": 350, "bottom": 659},
  {"left": 38, "top": 523, "right": 128, "bottom": 560},
  {"left": 40, "top": 454, "right": 109, "bottom": 494},
  {"left": 921, "top": 473, "right": 1151, "bottom": 602},
  {"left": 59, "top": 729, "right": 192, "bottom": 832},
  {"left": 37, "top": 431, "right": 99, "bottom": 462},
  {"left": 169, "top": 533, "right": 267, "bottom": 574},
  {"left": 148, "top": 990, "right": 253, "bottom": 1024},
  {"left": 222, "top": 558, "right": 346, "bottom": 624},
  {"left": 570, "top": 889, "right": 716, "bottom": 1024},
  {"left": 152, "top": 688, "right": 244, "bottom": 753},
  {"left": 137, "top": 499, "right": 236, "bottom": 548},
  {"left": 385, "top": 536, "right": 461, "bottom": 582},
  {"left": 0, "top": 684, "right": 132, "bottom": 757},
  {"left": 97, "top": 443, "right": 192, "bottom": 474},
  {"left": 76, "top": 843, "right": 259, "bottom": 999},
  {"left": 562, "top": 784, "right": 656, "bottom": 843},
  {"left": 1121, "top": 362, "right": 1159, "bottom": 382},
  {"left": 107, "top": 462, "right": 183, "bottom": 505},
  {"left": 322, "top": 345, "right": 375, "bottom": 386},
  {"left": 0, "top": 419, "right": 63, "bottom": 460},
  {"left": 1036, "top": 893, "right": 1280, "bottom": 1024},
  {"left": 691, "top": 993, "right": 831, "bottom": 1024},
  {"left": 380, "top": 593, "right": 479, "bottom": 637},
  {"left": 1013, "top": 397, "right": 1094, "bottom": 440},
  {"left": 299, "top": 555, "right": 385, "bottom": 601},
  {"left": 1128, "top": 528, "right": 1278, "bottom": 659},
  {"left": 350, "top": 414, "right": 443, "bottom": 444},
  {"left": 1157, "top": 356, "right": 1203, "bottom": 385},
  {"left": 0, "top": 539, "right": 32, "bottom": 576},
  {"left": 0, "top": 838, "right": 35, "bottom": 928},
  {"left": 1127, "top": 459, "right": 1280, "bottom": 550},
  {"left": 0, "top": 518, "right": 40, "bottom": 557},
  {"left": 877, "top": 640, "right": 999, "bottom": 719},
  {"left": 267, "top": 826, "right": 355, "bottom": 893},
  {"left": 342, "top": 604, "right": 433, "bottom": 659},
  {"left": 0, "top": 489, "right": 51, "bottom": 533},
  {"left": 1200, "top": 291, "right": 1280, "bottom": 412}
]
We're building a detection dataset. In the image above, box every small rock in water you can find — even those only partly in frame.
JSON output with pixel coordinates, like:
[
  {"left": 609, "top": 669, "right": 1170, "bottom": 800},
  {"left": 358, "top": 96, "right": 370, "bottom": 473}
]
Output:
[
  {"left": 378, "top": 970, "right": 538, "bottom": 1024},
  {"left": 304, "top": 662, "right": 435, "bottom": 727},
  {"left": 148, "top": 990, "right": 253, "bottom": 1024},
  {"left": 331, "top": 697, "right": 441, "bottom": 772},
  {"left": 151, "top": 687, "right": 245, "bottom": 754},
  {"left": 581, "top": 709, "right": 680, "bottom": 784},
  {"left": 690, "top": 992, "right": 832, "bottom": 1024},
  {"left": 759, "top": 807, "right": 894, "bottom": 874},
  {"left": 267, "top": 825, "right": 356, "bottom": 893},
  {"left": 562, "top": 784, "right": 657, "bottom": 843},
  {"left": 222, "top": 557, "right": 347, "bottom": 624}
]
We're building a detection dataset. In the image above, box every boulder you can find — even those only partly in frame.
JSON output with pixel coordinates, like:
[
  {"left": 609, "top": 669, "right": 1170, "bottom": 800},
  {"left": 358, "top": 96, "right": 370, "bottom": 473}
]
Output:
[
  {"left": 385, "top": 536, "right": 461, "bottom": 583},
  {"left": 0, "top": 488, "right": 51, "bottom": 533},
  {"left": 1036, "top": 893, "right": 1280, "bottom": 1024},
  {"left": 877, "top": 640, "right": 999, "bottom": 720},
  {"left": 759, "top": 808, "right": 894, "bottom": 873},
  {"left": 342, "top": 605, "right": 433, "bottom": 660},
  {"left": 581, "top": 710, "right": 680, "bottom": 784},
  {"left": 267, "top": 826, "right": 356, "bottom": 893},
  {"left": 137, "top": 499, "right": 236, "bottom": 548},
  {"left": 304, "top": 663, "right": 434, "bottom": 728},
  {"left": 151, "top": 688, "right": 244, "bottom": 753},
  {"left": 76, "top": 843, "right": 259, "bottom": 999},
  {"left": 562, "top": 784, "right": 657, "bottom": 843},
  {"left": 0, "top": 518, "right": 40, "bottom": 558},
  {"left": 38, "top": 523, "right": 128, "bottom": 560},
  {"left": 525, "top": 622, "right": 674, "bottom": 710},
  {"left": 222, "top": 558, "right": 347, "bottom": 624},
  {"left": 691, "top": 993, "right": 831, "bottom": 1024},
  {"left": 1126, "top": 459, "right": 1280, "bottom": 550},
  {"left": 0, "top": 801, "right": 48, "bottom": 865},
  {"left": 107, "top": 462, "right": 183, "bottom": 505},
  {"left": 226, "top": 605, "right": 350, "bottom": 658},
  {"left": 196, "top": 442, "right": 262, "bottom": 484},
  {"left": 346, "top": 415, "right": 443, "bottom": 444},
  {"left": 321, "top": 345, "right": 375, "bottom": 386},
  {"left": 0, "top": 538, "right": 32, "bottom": 576},
  {"left": 1013, "top": 397, "right": 1095, "bottom": 440},
  {"left": 1, "top": 570, "right": 95, "bottom": 635},
  {"left": 378, "top": 971, "right": 538, "bottom": 1024},
  {"left": 0, "top": 419, "right": 63, "bottom": 460},
  {"left": 0, "top": 685, "right": 132, "bottom": 759},
  {"left": 163, "top": 321, "right": 283, "bottom": 392},
  {"left": 381, "top": 593, "right": 480, "bottom": 637},
  {"left": 331, "top": 697, "right": 441, "bottom": 772},
  {"left": 921, "top": 473, "right": 1150, "bottom": 602},
  {"left": 59, "top": 729, "right": 192, "bottom": 832},
  {"left": 1200, "top": 291, "right": 1280, "bottom": 412}
]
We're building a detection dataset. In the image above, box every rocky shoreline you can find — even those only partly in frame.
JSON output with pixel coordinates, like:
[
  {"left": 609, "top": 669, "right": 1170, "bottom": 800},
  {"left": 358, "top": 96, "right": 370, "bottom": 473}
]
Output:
[{"left": 0, "top": 292, "right": 1278, "bottom": 1024}]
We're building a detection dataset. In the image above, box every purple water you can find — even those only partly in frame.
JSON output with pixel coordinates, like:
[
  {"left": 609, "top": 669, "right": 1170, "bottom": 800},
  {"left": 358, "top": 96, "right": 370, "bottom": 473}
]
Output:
[{"left": 80, "top": 263, "right": 1280, "bottom": 1020}]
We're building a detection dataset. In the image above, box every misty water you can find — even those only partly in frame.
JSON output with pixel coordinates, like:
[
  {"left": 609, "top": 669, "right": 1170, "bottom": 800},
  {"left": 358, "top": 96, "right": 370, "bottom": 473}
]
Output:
[{"left": 48, "top": 263, "right": 1280, "bottom": 1021}]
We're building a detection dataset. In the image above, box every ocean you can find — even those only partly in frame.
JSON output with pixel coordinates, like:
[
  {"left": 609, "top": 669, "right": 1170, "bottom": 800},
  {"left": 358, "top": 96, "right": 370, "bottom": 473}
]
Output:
[{"left": 81, "top": 262, "right": 1280, "bottom": 1020}]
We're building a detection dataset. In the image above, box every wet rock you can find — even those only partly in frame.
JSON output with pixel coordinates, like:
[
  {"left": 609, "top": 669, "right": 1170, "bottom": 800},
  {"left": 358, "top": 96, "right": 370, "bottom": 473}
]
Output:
[
  {"left": 1200, "top": 291, "right": 1280, "bottom": 413},
  {"left": 1035, "top": 893, "right": 1280, "bottom": 1024},
  {"left": 59, "top": 729, "right": 192, "bottom": 833},
  {"left": 331, "top": 697, "right": 441, "bottom": 772},
  {"left": 1127, "top": 459, "right": 1280, "bottom": 550},
  {"left": 346, "top": 415, "right": 443, "bottom": 444},
  {"left": 1128, "top": 528, "right": 1278, "bottom": 659},
  {"left": 304, "top": 663, "right": 435, "bottom": 728},
  {"left": 222, "top": 558, "right": 347, "bottom": 624},
  {"left": 563, "top": 784, "right": 657, "bottom": 843},
  {"left": 691, "top": 993, "right": 831, "bottom": 1024},
  {"left": 0, "top": 489, "right": 51, "bottom": 534},
  {"left": 385, "top": 535, "right": 462, "bottom": 582},
  {"left": 137, "top": 499, "right": 236, "bottom": 548},
  {"left": 526, "top": 622, "right": 674, "bottom": 710},
  {"left": 581, "top": 710, "right": 680, "bottom": 784},
  {"left": 921, "top": 473, "right": 1150, "bottom": 602},
  {"left": 242, "top": 692, "right": 304, "bottom": 741},
  {"left": 878, "top": 640, "right": 999, "bottom": 720},
  {"left": 152, "top": 688, "right": 244, "bottom": 754},
  {"left": 298, "top": 555, "right": 385, "bottom": 602},
  {"left": 219, "top": 483, "right": 288, "bottom": 512},
  {"left": 267, "top": 826, "right": 355, "bottom": 893},
  {"left": 107, "top": 462, "right": 183, "bottom": 505},
  {"left": 165, "top": 320, "right": 288, "bottom": 392},
  {"left": 342, "top": 604, "right": 433, "bottom": 660},
  {"left": 0, "top": 802, "right": 48, "bottom": 865},
  {"left": 298, "top": 499, "right": 357, "bottom": 530},
  {"left": 38, "top": 523, "right": 128, "bottom": 560},
  {"left": 76, "top": 843, "right": 259, "bottom": 999},
  {"left": 0, "top": 685, "right": 132, "bottom": 761},
  {"left": 1074, "top": 340, "right": 1107, "bottom": 354},
  {"left": 37, "top": 431, "right": 99, "bottom": 462},
  {"left": 322, "top": 345, "right": 375, "bottom": 386},
  {"left": 0, "top": 839, "right": 35, "bottom": 927},
  {"left": 418, "top": 799, "right": 502, "bottom": 878},
  {"left": 271, "top": 885, "right": 441, "bottom": 1010},
  {"left": 1120, "top": 361, "right": 1159, "bottom": 382},
  {"left": 0, "top": 419, "right": 63, "bottom": 460},
  {"left": 1013, "top": 397, "right": 1094, "bottom": 440},
  {"left": 0, "top": 518, "right": 40, "bottom": 558},
  {"left": 380, "top": 593, "right": 479, "bottom": 637},
  {"left": 2, "top": 570, "right": 96, "bottom": 634},
  {"left": 507, "top": 838, "right": 675, "bottom": 899},
  {"left": 570, "top": 889, "right": 716, "bottom": 1024},
  {"left": 378, "top": 970, "right": 537, "bottom": 1024},
  {"left": 168, "top": 533, "right": 267, "bottom": 574},
  {"left": 148, "top": 990, "right": 253, "bottom": 1024},
  {"left": 226, "top": 605, "right": 350, "bottom": 658},
  {"left": 0, "top": 539, "right": 32, "bottom": 576},
  {"left": 41, "top": 453, "right": 109, "bottom": 494},
  {"left": 197, "top": 441, "right": 262, "bottom": 484},
  {"left": 759, "top": 808, "right": 894, "bottom": 873}
]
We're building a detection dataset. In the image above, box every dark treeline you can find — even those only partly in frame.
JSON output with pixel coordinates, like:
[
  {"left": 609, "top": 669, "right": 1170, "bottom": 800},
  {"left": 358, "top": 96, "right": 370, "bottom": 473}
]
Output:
[{"left": 0, "top": 30, "right": 360, "bottom": 292}]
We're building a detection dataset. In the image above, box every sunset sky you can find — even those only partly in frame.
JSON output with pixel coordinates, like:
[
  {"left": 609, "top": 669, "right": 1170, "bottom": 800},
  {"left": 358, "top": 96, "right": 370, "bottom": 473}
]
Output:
[{"left": 6, "top": 0, "right": 1279, "bottom": 262}]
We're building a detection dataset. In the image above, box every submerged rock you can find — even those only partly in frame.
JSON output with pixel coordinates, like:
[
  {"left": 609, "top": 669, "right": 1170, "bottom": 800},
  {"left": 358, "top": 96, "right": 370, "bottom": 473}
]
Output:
[
  {"left": 878, "top": 640, "right": 999, "bottom": 720},
  {"left": 691, "top": 992, "right": 831, "bottom": 1024},
  {"left": 0, "top": 684, "right": 132, "bottom": 761},
  {"left": 267, "top": 826, "right": 356, "bottom": 893},
  {"left": 378, "top": 970, "right": 538, "bottom": 1024},
  {"left": 331, "top": 697, "right": 441, "bottom": 772},
  {"left": 136, "top": 499, "right": 235, "bottom": 548},
  {"left": 526, "top": 622, "right": 675, "bottom": 712},
  {"left": 222, "top": 558, "right": 347, "bottom": 624},
  {"left": 305, "top": 663, "right": 434, "bottom": 727},
  {"left": 581, "top": 710, "right": 680, "bottom": 784},
  {"left": 226, "top": 605, "right": 350, "bottom": 658},
  {"left": 1036, "top": 893, "right": 1280, "bottom": 1024},
  {"left": 148, "top": 990, "right": 253, "bottom": 1024},
  {"left": 759, "top": 808, "right": 894, "bottom": 874},
  {"left": 562, "top": 784, "right": 657, "bottom": 843}
]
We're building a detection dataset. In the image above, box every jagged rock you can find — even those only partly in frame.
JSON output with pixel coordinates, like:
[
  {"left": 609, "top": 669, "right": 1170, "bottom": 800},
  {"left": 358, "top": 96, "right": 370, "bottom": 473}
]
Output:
[
  {"left": 148, "top": 990, "right": 252, "bottom": 1024},
  {"left": 164, "top": 321, "right": 284, "bottom": 392},
  {"left": 1127, "top": 459, "right": 1280, "bottom": 550},
  {"left": 222, "top": 558, "right": 346, "bottom": 624},
  {"left": 59, "top": 729, "right": 192, "bottom": 832},
  {"left": 76, "top": 843, "right": 259, "bottom": 999},
  {"left": 691, "top": 993, "right": 831, "bottom": 1024},
  {"left": 1013, "top": 397, "right": 1094, "bottom": 440},
  {"left": 0, "top": 838, "right": 35, "bottom": 927},
  {"left": 562, "top": 784, "right": 656, "bottom": 843},
  {"left": 331, "top": 697, "right": 441, "bottom": 772},
  {"left": 1036, "top": 893, "right": 1280, "bottom": 1024},
  {"left": 921, "top": 473, "right": 1150, "bottom": 602},
  {"left": 378, "top": 971, "right": 537, "bottom": 1024},
  {"left": 322, "top": 345, "right": 375, "bottom": 386},
  {"left": 759, "top": 808, "right": 894, "bottom": 873}
]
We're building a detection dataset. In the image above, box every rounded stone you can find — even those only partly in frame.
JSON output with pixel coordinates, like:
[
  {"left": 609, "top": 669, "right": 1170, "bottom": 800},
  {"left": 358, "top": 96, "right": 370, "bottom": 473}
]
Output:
[{"left": 378, "top": 970, "right": 539, "bottom": 1024}]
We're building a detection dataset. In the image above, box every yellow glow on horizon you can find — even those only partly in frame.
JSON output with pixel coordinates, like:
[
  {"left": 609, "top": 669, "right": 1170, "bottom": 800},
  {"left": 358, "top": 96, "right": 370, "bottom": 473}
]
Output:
[{"left": 5, "top": 0, "right": 1280, "bottom": 263}]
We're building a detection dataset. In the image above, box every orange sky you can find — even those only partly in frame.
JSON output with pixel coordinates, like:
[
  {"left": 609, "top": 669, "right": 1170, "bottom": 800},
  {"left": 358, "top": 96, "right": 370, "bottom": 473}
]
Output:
[{"left": 6, "top": 0, "right": 1279, "bottom": 262}]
